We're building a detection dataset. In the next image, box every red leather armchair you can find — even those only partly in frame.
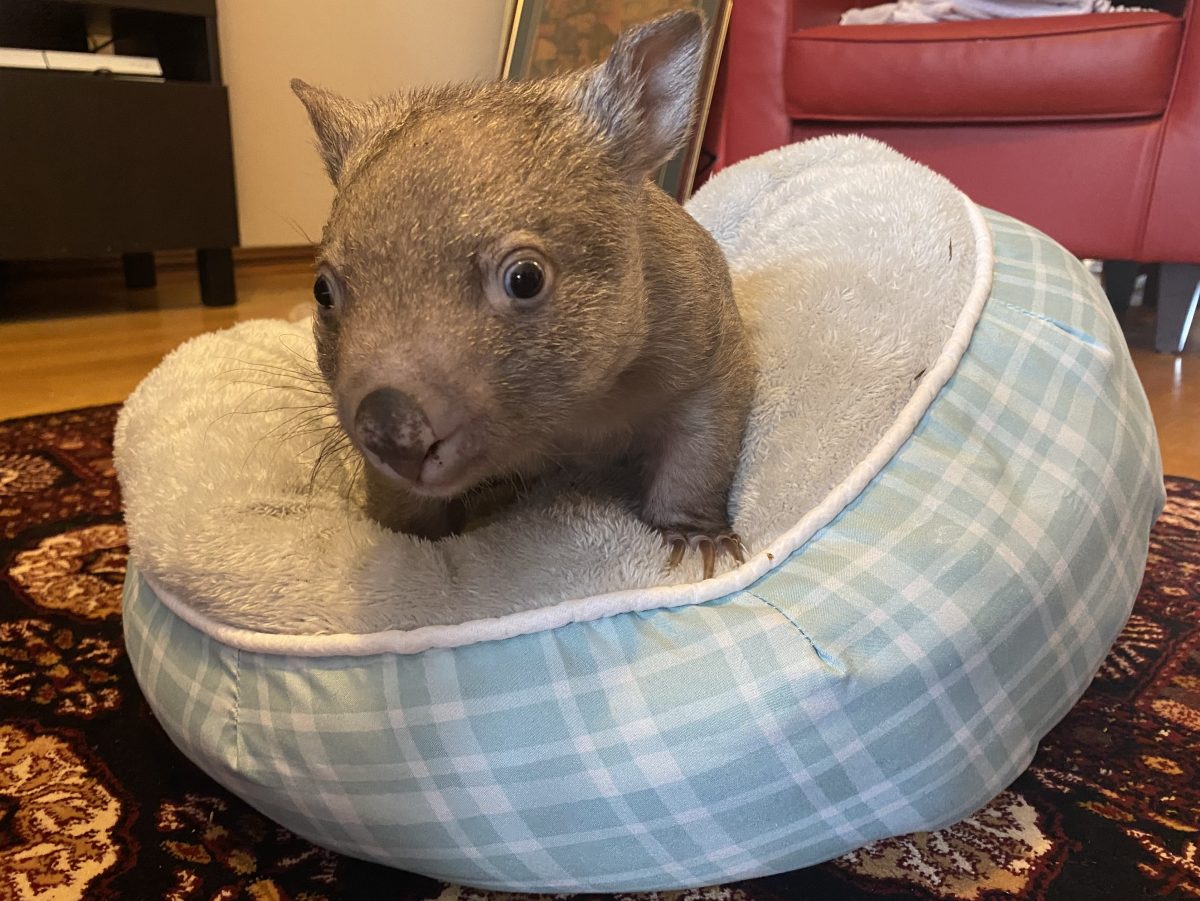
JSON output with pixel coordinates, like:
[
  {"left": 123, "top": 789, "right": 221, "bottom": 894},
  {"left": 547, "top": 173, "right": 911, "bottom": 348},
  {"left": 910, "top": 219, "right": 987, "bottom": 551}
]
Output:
[{"left": 704, "top": 0, "right": 1199, "bottom": 352}]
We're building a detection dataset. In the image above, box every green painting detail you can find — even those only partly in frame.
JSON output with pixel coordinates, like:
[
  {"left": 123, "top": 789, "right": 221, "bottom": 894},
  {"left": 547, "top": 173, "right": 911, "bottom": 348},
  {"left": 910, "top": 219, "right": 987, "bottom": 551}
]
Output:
[
  {"left": 527, "top": 0, "right": 697, "bottom": 77},
  {"left": 505, "top": 0, "right": 726, "bottom": 199}
]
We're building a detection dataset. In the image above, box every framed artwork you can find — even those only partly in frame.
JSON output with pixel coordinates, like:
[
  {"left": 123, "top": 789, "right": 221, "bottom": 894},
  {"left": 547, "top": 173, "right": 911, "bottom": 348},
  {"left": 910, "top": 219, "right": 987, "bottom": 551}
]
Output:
[{"left": 502, "top": 0, "right": 731, "bottom": 202}]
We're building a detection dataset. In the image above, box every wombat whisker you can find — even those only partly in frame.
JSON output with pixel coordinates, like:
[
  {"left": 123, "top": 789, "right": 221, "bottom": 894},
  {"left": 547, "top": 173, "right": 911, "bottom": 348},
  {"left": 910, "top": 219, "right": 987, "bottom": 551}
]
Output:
[
  {"left": 226, "top": 385, "right": 333, "bottom": 412},
  {"left": 238, "top": 411, "right": 341, "bottom": 474},
  {"left": 214, "top": 401, "right": 334, "bottom": 427},
  {"left": 220, "top": 353, "right": 318, "bottom": 374},
  {"left": 204, "top": 401, "right": 333, "bottom": 447},
  {"left": 229, "top": 379, "right": 331, "bottom": 400},
  {"left": 278, "top": 419, "right": 340, "bottom": 453},
  {"left": 340, "top": 456, "right": 368, "bottom": 546},
  {"left": 283, "top": 216, "right": 316, "bottom": 246},
  {"left": 346, "top": 456, "right": 366, "bottom": 502},
  {"left": 261, "top": 411, "right": 339, "bottom": 446},
  {"left": 219, "top": 356, "right": 325, "bottom": 384},
  {"left": 305, "top": 426, "right": 353, "bottom": 461},
  {"left": 275, "top": 334, "right": 320, "bottom": 366},
  {"left": 307, "top": 432, "right": 356, "bottom": 495},
  {"left": 220, "top": 365, "right": 326, "bottom": 390},
  {"left": 305, "top": 435, "right": 342, "bottom": 484}
]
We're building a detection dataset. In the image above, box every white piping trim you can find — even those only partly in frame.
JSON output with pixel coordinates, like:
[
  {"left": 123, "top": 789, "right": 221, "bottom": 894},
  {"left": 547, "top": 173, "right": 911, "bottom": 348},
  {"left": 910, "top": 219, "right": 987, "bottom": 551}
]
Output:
[{"left": 142, "top": 194, "right": 995, "bottom": 658}]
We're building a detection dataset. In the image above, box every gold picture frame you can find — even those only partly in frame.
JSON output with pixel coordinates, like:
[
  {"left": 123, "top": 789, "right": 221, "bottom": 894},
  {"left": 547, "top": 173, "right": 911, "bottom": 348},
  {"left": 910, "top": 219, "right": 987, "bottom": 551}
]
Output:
[{"left": 502, "top": 0, "right": 731, "bottom": 202}]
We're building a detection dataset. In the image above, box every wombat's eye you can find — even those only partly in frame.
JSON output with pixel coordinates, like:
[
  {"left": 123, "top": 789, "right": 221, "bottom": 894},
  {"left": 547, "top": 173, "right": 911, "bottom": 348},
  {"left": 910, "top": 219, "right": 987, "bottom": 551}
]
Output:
[
  {"left": 313, "top": 271, "right": 341, "bottom": 311},
  {"left": 503, "top": 259, "right": 545, "bottom": 301},
  {"left": 492, "top": 247, "right": 553, "bottom": 312},
  {"left": 485, "top": 242, "right": 554, "bottom": 314}
]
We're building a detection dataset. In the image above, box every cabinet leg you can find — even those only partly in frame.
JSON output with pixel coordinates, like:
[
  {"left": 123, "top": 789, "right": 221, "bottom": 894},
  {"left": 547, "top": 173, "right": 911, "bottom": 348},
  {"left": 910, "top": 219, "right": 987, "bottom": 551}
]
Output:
[
  {"left": 197, "top": 248, "right": 236, "bottom": 307},
  {"left": 122, "top": 252, "right": 156, "bottom": 290},
  {"left": 1155, "top": 263, "right": 1200, "bottom": 354}
]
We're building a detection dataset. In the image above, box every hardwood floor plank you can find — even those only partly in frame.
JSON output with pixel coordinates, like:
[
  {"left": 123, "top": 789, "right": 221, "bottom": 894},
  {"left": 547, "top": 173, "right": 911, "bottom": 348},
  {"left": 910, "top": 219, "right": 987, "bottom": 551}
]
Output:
[
  {"left": 1, "top": 264, "right": 309, "bottom": 419},
  {"left": 1130, "top": 348, "right": 1200, "bottom": 480}
]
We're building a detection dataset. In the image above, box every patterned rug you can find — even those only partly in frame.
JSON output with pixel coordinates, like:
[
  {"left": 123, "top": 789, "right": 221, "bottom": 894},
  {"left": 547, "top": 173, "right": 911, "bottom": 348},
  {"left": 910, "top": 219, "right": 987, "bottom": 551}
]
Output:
[{"left": 1, "top": 404, "right": 1197, "bottom": 900}]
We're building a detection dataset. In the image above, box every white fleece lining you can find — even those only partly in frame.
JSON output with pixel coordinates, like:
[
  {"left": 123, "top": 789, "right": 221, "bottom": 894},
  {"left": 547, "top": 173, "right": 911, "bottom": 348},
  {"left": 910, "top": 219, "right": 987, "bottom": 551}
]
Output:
[{"left": 136, "top": 194, "right": 994, "bottom": 657}]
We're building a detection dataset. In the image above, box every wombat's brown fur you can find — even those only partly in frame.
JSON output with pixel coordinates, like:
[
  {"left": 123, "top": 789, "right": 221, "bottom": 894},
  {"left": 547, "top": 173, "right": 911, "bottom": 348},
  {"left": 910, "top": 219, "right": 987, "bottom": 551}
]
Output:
[{"left": 292, "top": 11, "right": 756, "bottom": 576}]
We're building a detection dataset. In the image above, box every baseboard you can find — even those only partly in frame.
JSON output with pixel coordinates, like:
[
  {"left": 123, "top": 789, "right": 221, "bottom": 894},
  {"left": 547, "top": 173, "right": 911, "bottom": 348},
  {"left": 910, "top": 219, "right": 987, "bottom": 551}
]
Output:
[
  {"left": 165, "top": 246, "right": 317, "bottom": 269},
  {"left": 3, "top": 246, "right": 316, "bottom": 277}
]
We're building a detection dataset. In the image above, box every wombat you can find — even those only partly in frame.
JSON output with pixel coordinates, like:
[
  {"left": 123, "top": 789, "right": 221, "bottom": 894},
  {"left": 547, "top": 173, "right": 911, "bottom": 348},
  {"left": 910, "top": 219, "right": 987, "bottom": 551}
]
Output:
[{"left": 291, "top": 10, "right": 756, "bottom": 578}]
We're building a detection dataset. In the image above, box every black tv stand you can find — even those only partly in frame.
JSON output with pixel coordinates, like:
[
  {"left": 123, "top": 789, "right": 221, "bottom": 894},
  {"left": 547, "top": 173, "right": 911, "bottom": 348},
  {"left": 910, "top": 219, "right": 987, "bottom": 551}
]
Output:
[{"left": 0, "top": 0, "right": 239, "bottom": 306}]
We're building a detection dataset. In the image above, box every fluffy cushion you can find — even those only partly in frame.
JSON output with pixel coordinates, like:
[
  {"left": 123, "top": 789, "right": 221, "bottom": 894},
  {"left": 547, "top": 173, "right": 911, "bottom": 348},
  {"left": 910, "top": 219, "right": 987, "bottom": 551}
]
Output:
[
  {"left": 116, "top": 137, "right": 977, "bottom": 635},
  {"left": 119, "top": 137, "right": 1163, "bottom": 893}
]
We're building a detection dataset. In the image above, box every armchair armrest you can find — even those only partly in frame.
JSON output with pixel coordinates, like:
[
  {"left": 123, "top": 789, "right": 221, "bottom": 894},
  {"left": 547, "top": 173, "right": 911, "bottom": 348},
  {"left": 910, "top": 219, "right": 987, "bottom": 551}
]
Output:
[
  {"left": 1141, "top": 0, "right": 1199, "bottom": 260},
  {"left": 714, "top": 0, "right": 865, "bottom": 166}
]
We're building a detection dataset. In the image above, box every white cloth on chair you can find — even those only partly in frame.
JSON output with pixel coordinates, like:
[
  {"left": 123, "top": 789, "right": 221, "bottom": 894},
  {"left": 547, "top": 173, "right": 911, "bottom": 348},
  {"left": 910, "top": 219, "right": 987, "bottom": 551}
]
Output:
[{"left": 841, "top": 0, "right": 1134, "bottom": 24}]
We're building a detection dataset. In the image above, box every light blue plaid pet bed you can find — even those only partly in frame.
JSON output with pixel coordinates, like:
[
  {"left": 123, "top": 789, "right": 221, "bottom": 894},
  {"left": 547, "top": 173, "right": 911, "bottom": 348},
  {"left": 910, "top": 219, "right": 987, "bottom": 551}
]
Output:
[{"left": 118, "top": 139, "right": 1163, "bottom": 893}]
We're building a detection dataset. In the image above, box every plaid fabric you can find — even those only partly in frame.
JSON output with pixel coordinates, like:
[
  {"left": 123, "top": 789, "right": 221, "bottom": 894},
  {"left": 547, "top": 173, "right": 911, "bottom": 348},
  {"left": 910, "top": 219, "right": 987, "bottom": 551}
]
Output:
[{"left": 123, "top": 209, "right": 1164, "bottom": 893}]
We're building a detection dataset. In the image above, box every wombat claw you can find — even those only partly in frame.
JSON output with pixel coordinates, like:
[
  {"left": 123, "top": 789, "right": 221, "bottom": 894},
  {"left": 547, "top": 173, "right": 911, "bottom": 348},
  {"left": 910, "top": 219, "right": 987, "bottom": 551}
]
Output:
[{"left": 662, "top": 530, "right": 747, "bottom": 579}]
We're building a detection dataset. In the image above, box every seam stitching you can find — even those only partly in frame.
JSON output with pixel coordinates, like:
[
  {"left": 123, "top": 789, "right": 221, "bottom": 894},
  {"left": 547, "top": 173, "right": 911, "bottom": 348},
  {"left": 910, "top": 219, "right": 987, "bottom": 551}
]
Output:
[{"left": 746, "top": 589, "right": 846, "bottom": 674}]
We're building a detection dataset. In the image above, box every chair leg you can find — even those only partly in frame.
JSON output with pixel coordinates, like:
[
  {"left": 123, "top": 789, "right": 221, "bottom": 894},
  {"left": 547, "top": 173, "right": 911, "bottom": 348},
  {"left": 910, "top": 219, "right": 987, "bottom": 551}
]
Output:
[
  {"left": 1142, "top": 263, "right": 1161, "bottom": 309},
  {"left": 1103, "top": 260, "right": 1139, "bottom": 318},
  {"left": 1155, "top": 264, "right": 1200, "bottom": 354}
]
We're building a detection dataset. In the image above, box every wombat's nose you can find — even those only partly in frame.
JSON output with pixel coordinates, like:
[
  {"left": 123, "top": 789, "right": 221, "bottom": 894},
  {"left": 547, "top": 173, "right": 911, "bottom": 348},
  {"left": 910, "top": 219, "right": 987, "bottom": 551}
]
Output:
[{"left": 354, "top": 388, "right": 436, "bottom": 483}]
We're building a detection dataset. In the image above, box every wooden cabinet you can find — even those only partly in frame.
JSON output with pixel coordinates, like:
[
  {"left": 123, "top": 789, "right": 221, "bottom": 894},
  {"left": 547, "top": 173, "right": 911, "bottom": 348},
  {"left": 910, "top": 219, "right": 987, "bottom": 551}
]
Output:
[{"left": 0, "top": 0, "right": 239, "bottom": 305}]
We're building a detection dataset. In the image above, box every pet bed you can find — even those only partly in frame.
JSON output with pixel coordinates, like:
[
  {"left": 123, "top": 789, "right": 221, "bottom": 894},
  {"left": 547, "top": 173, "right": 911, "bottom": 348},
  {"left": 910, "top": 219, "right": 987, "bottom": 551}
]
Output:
[{"left": 117, "top": 136, "right": 1163, "bottom": 892}]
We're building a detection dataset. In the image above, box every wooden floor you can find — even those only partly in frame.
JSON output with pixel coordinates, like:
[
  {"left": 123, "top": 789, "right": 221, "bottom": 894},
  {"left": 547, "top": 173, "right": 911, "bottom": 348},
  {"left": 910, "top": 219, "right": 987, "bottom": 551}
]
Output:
[
  {"left": 1128, "top": 338, "right": 1199, "bottom": 479},
  {"left": 1, "top": 259, "right": 1198, "bottom": 478},
  {"left": 0, "top": 261, "right": 309, "bottom": 419}
]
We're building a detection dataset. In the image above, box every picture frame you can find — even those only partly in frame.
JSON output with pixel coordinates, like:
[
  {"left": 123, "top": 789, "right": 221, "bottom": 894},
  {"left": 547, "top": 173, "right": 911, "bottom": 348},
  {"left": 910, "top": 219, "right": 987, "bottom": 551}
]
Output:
[{"left": 501, "top": 0, "right": 731, "bottom": 202}]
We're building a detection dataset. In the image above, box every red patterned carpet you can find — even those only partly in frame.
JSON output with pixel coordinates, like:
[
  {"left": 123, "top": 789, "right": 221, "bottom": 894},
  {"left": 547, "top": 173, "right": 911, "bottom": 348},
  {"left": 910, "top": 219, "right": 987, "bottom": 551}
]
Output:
[{"left": 1, "top": 404, "right": 1198, "bottom": 900}]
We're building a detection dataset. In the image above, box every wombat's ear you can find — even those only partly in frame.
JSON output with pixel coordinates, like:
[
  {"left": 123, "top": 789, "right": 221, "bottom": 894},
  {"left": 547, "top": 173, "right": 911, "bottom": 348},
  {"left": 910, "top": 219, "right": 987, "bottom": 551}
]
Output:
[
  {"left": 577, "top": 10, "right": 705, "bottom": 181},
  {"left": 291, "top": 78, "right": 364, "bottom": 185}
]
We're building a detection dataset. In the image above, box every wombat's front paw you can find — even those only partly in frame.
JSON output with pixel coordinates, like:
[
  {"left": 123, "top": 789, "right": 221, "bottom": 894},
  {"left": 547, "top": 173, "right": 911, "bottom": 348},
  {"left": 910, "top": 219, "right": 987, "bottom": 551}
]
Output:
[{"left": 660, "top": 528, "right": 747, "bottom": 580}]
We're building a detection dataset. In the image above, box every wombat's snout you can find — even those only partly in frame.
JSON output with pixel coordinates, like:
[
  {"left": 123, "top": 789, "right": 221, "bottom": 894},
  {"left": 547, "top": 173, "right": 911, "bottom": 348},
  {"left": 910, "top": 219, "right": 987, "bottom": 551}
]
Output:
[{"left": 354, "top": 388, "right": 442, "bottom": 485}]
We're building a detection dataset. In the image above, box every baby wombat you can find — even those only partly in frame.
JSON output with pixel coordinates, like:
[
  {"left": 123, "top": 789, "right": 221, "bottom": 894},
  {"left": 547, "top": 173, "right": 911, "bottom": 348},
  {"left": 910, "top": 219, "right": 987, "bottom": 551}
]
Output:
[{"left": 291, "top": 10, "right": 756, "bottom": 578}]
